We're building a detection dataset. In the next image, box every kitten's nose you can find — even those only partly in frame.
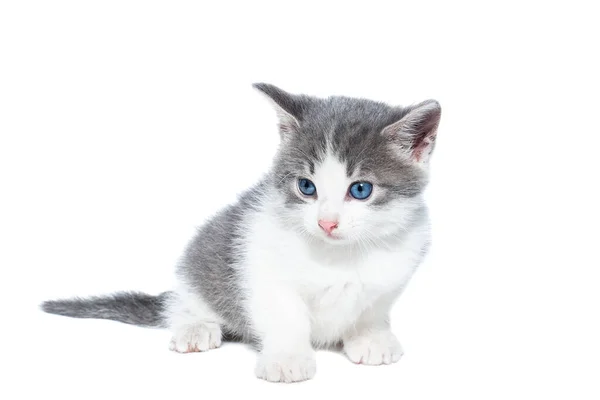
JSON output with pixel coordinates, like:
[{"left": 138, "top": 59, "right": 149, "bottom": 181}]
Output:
[{"left": 318, "top": 220, "right": 338, "bottom": 234}]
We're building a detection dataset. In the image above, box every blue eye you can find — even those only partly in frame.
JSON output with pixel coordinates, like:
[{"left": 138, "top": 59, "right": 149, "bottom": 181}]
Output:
[
  {"left": 298, "top": 178, "right": 317, "bottom": 196},
  {"left": 349, "top": 182, "right": 373, "bottom": 200}
]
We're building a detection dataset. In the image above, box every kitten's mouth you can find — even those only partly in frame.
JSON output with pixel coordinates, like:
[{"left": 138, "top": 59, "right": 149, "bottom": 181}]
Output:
[
  {"left": 322, "top": 232, "right": 345, "bottom": 243},
  {"left": 306, "top": 227, "right": 349, "bottom": 244}
]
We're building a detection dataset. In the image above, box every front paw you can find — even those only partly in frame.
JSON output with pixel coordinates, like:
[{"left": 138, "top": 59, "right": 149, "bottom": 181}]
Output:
[
  {"left": 255, "top": 352, "right": 316, "bottom": 383},
  {"left": 344, "top": 330, "right": 404, "bottom": 365}
]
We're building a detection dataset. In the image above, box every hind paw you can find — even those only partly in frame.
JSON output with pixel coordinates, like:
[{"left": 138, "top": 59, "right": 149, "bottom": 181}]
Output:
[{"left": 169, "top": 322, "right": 222, "bottom": 353}]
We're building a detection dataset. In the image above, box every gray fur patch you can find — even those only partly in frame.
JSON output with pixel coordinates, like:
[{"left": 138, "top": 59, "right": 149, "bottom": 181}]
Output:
[{"left": 176, "top": 183, "right": 265, "bottom": 343}]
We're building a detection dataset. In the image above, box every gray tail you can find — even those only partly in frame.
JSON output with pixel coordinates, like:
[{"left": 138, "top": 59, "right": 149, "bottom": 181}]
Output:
[{"left": 40, "top": 291, "right": 172, "bottom": 328}]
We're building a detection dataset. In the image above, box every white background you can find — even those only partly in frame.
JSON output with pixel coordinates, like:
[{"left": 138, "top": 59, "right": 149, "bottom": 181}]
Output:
[{"left": 1, "top": 1, "right": 599, "bottom": 399}]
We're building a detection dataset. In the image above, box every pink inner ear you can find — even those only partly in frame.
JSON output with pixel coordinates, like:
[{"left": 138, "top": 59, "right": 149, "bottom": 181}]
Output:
[{"left": 413, "top": 133, "right": 436, "bottom": 162}]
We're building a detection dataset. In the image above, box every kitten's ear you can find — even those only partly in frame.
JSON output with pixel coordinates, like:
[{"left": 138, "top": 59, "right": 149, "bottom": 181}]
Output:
[
  {"left": 253, "top": 83, "right": 304, "bottom": 137},
  {"left": 382, "top": 99, "right": 442, "bottom": 163}
]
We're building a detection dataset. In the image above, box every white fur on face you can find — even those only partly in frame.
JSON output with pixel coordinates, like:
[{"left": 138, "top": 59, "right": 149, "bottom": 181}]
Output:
[{"left": 294, "top": 152, "right": 420, "bottom": 245}]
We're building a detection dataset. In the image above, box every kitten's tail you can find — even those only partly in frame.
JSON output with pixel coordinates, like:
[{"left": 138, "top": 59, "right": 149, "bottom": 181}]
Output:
[{"left": 40, "top": 291, "right": 172, "bottom": 328}]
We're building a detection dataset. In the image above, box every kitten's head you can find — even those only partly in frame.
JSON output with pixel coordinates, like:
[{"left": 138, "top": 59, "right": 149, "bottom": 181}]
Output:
[{"left": 254, "top": 83, "right": 441, "bottom": 246}]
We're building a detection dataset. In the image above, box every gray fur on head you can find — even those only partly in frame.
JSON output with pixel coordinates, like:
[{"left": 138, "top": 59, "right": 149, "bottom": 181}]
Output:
[{"left": 253, "top": 83, "right": 440, "bottom": 209}]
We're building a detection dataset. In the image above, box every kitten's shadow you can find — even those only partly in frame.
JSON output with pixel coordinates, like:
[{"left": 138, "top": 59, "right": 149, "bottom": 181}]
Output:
[
  {"left": 319, "top": 341, "right": 346, "bottom": 356},
  {"left": 221, "top": 334, "right": 346, "bottom": 358}
]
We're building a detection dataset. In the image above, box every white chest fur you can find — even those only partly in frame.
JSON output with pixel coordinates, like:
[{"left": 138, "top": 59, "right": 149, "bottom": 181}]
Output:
[
  {"left": 299, "top": 241, "right": 423, "bottom": 344},
  {"left": 240, "top": 209, "right": 429, "bottom": 346}
]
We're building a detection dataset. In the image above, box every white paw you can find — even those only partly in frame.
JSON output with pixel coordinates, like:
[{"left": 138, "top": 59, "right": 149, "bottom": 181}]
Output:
[
  {"left": 169, "top": 322, "right": 222, "bottom": 353},
  {"left": 344, "top": 331, "right": 404, "bottom": 365},
  {"left": 255, "top": 353, "right": 316, "bottom": 383}
]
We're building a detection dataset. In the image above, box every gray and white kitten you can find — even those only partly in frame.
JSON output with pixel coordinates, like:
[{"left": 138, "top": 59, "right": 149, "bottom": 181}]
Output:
[{"left": 42, "top": 83, "right": 442, "bottom": 383}]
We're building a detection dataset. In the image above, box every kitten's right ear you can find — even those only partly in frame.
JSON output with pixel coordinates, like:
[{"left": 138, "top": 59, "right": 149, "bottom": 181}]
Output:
[
  {"left": 382, "top": 99, "right": 442, "bottom": 164},
  {"left": 253, "top": 83, "right": 304, "bottom": 137}
]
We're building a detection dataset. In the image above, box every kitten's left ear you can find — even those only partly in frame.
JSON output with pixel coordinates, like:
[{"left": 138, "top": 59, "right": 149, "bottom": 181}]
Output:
[
  {"left": 382, "top": 99, "right": 442, "bottom": 163},
  {"left": 253, "top": 83, "right": 305, "bottom": 138}
]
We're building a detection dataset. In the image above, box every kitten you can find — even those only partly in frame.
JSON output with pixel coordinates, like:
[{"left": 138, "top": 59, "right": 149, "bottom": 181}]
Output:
[{"left": 41, "top": 83, "right": 442, "bottom": 383}]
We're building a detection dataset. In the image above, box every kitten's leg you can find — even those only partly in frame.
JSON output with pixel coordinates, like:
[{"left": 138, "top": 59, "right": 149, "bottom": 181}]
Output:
[
  {"left": 166, "top": 285, "right": 223, "bottom": 353},
  {"left": 249, "top": 285, "right": 316, "bottom": 383},
  {"left": 343, "top": 293, "right": 404, "bottom": 365}
]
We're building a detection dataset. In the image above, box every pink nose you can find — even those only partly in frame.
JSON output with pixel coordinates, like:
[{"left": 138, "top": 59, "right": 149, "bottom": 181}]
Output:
[{"left": 318, "top": 220, "right": 338, "bottom": 234}]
